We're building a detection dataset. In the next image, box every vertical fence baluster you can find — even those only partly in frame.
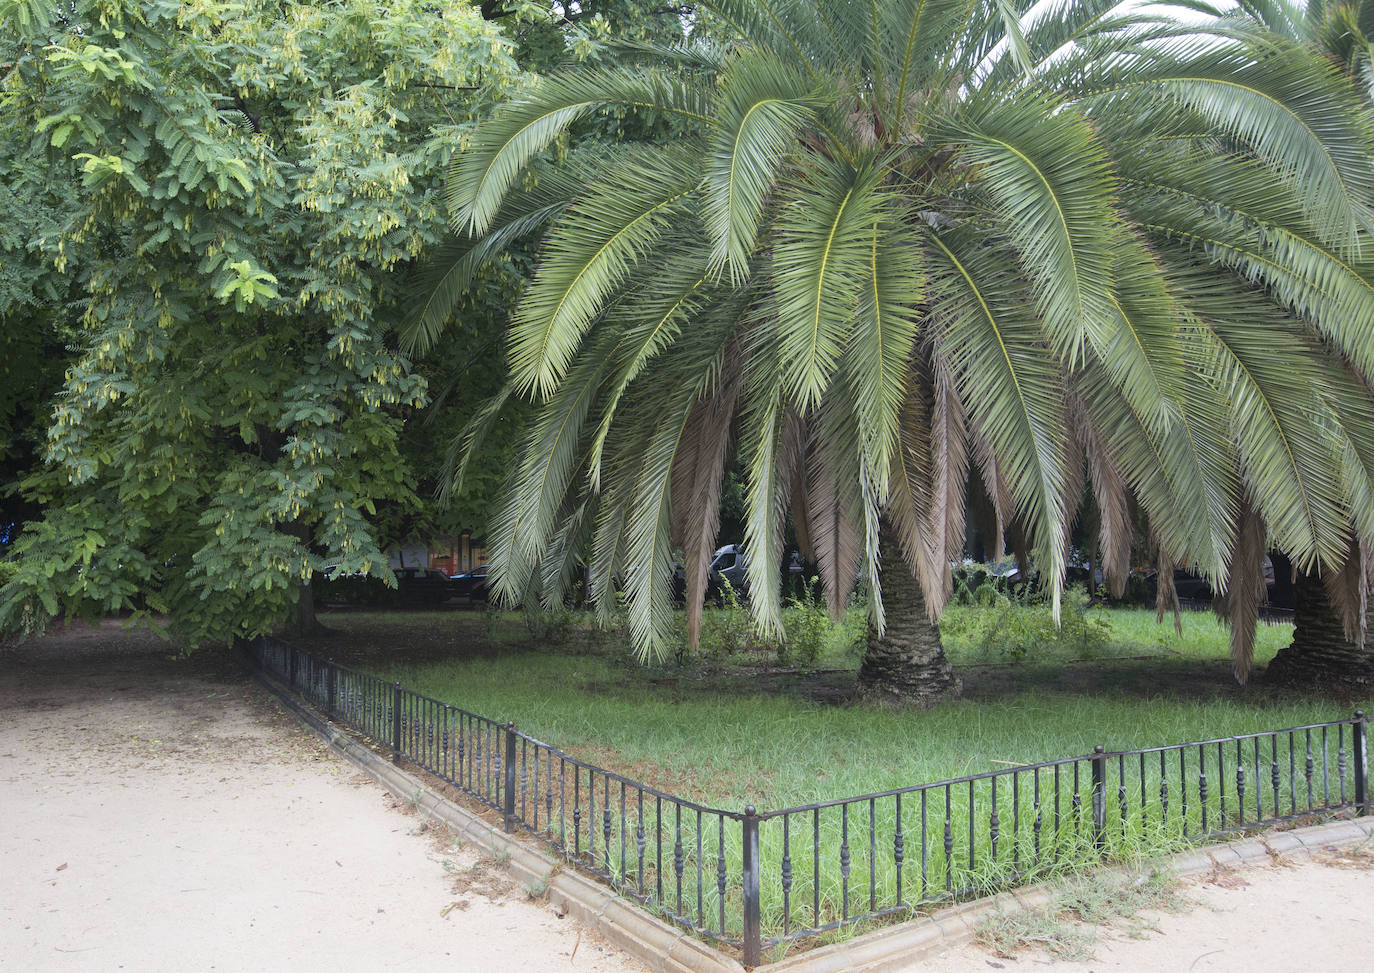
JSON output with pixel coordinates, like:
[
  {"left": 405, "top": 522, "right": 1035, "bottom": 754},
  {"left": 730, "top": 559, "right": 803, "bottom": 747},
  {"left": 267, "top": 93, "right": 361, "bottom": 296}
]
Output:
[
  {"left": 503, "top": 722, "right": 517, "bottom": 833},
  {"left": 781, "top": 814, "right": 793, "bottom": 935},
  {"left": 696, "top": 809, "right": 704, "bottom": 929},
  {"left": 742, "top": 807, "right": 761, "bottom": 967},
  {"left": 1354, "top": 712, "right": 1368, "bottom": 816},
  {"left": 943, "top": 786, "right": 953, "bottom": 894},
  {"left": 840, "top": 803, "right": 851, "bottom": 920},
  {"left": 920, "top": 788, "right": 929, "bottom": 901},
  {"left": 869, "top": 798, "right": 877, "bottom": 913},
  {"left": 1199, "top": 743, "right": 1209, "bottom": 834},
  {"left": 673, "top": 804, "right": 683, "bottom": 920},
  {"left": 1338, "top": 723, "right": 1348, "bottom": 805},
  {"left": 326, "top": 658, "right": 336, "bottom": 718},
  {"left": 1270, "top": 736, "right": 1280, "bottom": 821},
  {"left": 810, "top": 807, "right": 820, "bottom": 926},
  {"left": 894, "top": 793, "right": 904, "bottom": 906},
  {"left": 1090, "top": 746, "right": 1106, "bottom": 853},
  {"left": 989, "top": 777, "right": 999, "bottom": 864},
  {"left": 636, "top": 791, "right": 646, "bottom": 894},
  {"left": 1011, "top": 772, "right": 1020, "bottom": 873},
  {"left": 1219, "top": 741, "right": 1228, "bottom": 827},
  {"left": 716, "top": 816, "right": 726, "bottom": 936},
  {"left": 967, "top": 780, "right": 975, "bottom": 878},
  {"left": 1118, "top": 753, "right": 1127, "bottom": 841},
  {"left": 603, "top": 777, "right": 613, "bottom": 875},
  {"left": 391, "top": 682, "right": 402, "bottom": 765}
]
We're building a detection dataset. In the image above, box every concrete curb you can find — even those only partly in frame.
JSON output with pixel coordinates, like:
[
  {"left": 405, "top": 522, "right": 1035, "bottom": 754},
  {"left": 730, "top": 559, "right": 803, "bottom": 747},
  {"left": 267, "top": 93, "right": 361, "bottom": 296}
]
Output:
[{"left": 253, "top": 669, "right": 1374, "bottom": 973}]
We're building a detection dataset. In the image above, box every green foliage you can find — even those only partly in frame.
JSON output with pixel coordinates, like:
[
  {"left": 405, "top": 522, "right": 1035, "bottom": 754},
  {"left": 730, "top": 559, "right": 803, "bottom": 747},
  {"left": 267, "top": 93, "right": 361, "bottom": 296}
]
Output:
[
  {"left": 699, "top": 578, "right": 756, "bottom": 658},
  {"left": 424, "top": 0, "right": 1374, "bottom": 678},
  {"left": 941, "top": 584, "right": 1111, "bottom": 662},
  {"left": 778, "top": 579, "right": 828, "bottom": 667},
  {"left": 0, "top": 0, "right": 520, "bottom": 646}
]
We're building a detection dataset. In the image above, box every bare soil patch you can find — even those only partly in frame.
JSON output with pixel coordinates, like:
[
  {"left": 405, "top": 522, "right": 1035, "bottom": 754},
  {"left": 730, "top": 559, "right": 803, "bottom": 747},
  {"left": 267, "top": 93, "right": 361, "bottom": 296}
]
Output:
[{"left": 0, "top": 620, "right": 646, "bottom": 972}]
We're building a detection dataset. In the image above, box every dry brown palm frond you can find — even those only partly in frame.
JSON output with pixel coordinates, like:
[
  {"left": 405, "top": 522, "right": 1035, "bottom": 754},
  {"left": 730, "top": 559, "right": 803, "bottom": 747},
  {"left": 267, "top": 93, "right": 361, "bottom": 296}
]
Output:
[
  {"left": 1154, "top": 531, "right": 1182, "bottom": 636},
  {"left": 785, "top": 411, "right": 813, "bottom": 565},
  {"left": 887, "top": 362, "right": 939, "bottom": 617},
  {"left": 671, "top": 352, "right": 742, "bottom": 650},
  {"left": 928, "top": 357, "right": 969, "bottom": 613},
  {"left": 969, "top": 420, "right": 1012, "bottom": 560},
  {"left": 1214, "top": 496, "right": 1268, "bottom": 684},
  {"left": 800, "top": 420, "right": 862, "bottom": 620},
  {"left": 1073, "top": 400, "right": 1132, "bottom": 598},
  {"left": 1323, "top": 535, "right": 1374, "bottom": 648}
]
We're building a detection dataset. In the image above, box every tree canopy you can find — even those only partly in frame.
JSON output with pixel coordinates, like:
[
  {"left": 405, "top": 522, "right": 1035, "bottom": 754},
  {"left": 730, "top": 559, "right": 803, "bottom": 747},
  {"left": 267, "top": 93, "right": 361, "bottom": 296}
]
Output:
[
  {"left": 417, "top": 0, "right": 1374, "bottom": 684},
  {"left": 0, "top": 0, "right": 520, "bottom": 645}
]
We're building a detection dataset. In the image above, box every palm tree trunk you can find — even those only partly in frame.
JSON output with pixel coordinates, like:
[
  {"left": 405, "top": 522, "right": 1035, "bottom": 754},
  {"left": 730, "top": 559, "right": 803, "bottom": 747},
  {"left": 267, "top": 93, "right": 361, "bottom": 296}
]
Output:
[
  {"left": 856, "top": 520, "right": 961, "bottom": 705},
  {"left": 1265, "top": 569, "right": 1374, "bottom": 692}
]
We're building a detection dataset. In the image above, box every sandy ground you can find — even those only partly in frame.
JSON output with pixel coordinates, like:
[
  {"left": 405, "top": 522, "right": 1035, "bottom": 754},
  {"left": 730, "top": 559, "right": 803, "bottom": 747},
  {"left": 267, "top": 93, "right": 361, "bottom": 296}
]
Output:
[
  {"left": 0, "top": 622, "right": 646, "bottom": 973},
  {"left": 925, "top": 842, "right": 1374, "bottom": 972},
  {"left": 4, "top": 622, "right": 1374, "bottom": 973}
]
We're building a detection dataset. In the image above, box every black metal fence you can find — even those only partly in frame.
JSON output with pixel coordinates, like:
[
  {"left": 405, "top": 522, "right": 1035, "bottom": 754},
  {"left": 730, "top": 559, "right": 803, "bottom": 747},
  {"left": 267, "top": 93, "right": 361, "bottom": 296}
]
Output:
[{"left": 246, "top": 636, "right": 1367, "bottom": 967}]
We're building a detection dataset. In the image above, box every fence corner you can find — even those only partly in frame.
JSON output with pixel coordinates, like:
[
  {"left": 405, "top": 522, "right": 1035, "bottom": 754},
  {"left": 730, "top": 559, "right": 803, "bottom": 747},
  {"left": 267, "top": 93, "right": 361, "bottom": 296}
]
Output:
[{"left": 741, "top": 805, "right": 762, "bottom": 968}]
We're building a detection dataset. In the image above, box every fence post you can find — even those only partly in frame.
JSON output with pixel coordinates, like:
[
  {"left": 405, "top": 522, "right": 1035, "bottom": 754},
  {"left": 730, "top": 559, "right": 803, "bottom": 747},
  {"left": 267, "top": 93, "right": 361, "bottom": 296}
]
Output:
[
  {"left": 1354, "top": 711, "right": 1368, "bottom": 816},
  {"left": 326, "top": 659, "right": 337, "bottom": 718},
  {"left": 504, "top": 722, "right": 518, "bottom": 833},
  {"left": 289, "top": 644, "right": 298, "bottom": 690},
  {"left": 741, "top": 806, "right": 762, "bottom": 968},
  {"left": 1090, "top": 745, "right": 1107, "bottom": 853},
  {"left": 392, "top": 682, "right": 403, "bottom": 765}
]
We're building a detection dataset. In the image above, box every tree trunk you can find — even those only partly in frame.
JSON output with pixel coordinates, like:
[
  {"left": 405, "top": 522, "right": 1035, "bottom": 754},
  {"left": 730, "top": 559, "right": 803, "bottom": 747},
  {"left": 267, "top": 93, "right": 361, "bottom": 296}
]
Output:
[
  {"left": 856, "top": 521, "right": 961, "bottom": 706},
  {"left": 1264, "top": 569, "right": 1374, "bottom": 693},
  {"left": 279, "top": 580, "right": 325, "bottom": 639}
]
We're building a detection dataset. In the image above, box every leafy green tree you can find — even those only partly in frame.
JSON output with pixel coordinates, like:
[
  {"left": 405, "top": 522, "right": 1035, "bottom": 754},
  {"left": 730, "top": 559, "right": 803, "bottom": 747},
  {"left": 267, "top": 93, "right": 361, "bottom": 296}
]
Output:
[
  {"left": 0, "top": 0, "right": 520, "bottom": 646},
  {"left": 415, "top": 0, "right": 1374, "bottom": 701}
]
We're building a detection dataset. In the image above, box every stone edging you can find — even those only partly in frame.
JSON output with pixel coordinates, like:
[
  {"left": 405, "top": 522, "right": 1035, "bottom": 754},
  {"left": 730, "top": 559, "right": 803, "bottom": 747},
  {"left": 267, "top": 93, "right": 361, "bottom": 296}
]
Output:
[{"left": 252, "top": 668, "right": 1374, "bottom": 973}]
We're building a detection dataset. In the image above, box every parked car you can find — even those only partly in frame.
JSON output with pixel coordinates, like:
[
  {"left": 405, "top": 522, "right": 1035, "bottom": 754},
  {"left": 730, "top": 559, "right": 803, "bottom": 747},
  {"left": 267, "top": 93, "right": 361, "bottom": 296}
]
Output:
[
  {"left": 392, "top": 567, "right": 454, "bottom": 608},
  {"left": 450, "top": 565, "right": 489, "bottom": 604}
]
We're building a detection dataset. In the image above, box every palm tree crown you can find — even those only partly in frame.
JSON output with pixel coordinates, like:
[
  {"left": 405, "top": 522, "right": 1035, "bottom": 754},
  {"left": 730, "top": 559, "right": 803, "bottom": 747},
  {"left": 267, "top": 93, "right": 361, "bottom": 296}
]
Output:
[{"left": 410, "top": 0, "right": 1374, "bottom": 680}]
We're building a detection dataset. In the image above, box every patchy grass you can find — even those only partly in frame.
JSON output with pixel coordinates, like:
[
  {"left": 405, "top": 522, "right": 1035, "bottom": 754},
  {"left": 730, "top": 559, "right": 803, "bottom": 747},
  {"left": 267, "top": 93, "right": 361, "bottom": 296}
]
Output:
[{"left": 976, "top": 866, "right": 1185, "bottom": 961}]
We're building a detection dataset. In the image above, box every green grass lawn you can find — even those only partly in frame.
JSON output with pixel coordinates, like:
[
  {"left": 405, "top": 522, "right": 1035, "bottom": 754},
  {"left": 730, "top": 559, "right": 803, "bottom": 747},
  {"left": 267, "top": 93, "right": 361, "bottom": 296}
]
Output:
[{"left": 308, "top": 604, "right": 1366, "bottom": 813}]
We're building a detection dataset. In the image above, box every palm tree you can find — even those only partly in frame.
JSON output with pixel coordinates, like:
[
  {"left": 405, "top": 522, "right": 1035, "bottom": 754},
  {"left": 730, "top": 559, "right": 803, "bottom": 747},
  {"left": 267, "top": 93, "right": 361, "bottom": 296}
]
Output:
[
  {"left": 408, "top": 0, "right": 1374, "bottom": 701},
  {"left": 1208, "top": 0, "right": 1374, "bottom": 691}
]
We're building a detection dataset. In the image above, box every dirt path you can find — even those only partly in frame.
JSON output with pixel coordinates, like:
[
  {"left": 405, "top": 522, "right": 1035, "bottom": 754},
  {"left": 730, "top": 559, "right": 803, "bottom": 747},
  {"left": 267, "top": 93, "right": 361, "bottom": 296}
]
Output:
[{"left": 0, "top": 622, "right": 646, "bottom": 973}]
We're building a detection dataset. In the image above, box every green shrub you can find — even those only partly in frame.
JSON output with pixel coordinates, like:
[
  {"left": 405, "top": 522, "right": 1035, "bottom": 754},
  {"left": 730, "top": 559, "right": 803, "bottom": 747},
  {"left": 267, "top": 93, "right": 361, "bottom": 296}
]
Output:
[
  {"left": 944, "top": 583, "right": 1110, "bottom": 662},
  {"left": 700, "top": 579, "right": 755, "bottom": 658},
  {"left": 779, "top": 579, "right": 827, "bottom": 667}
]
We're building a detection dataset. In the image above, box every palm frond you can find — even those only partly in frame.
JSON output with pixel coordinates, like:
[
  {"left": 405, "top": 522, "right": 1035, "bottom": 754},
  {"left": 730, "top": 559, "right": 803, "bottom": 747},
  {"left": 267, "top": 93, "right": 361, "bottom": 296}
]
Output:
[
  {"left": 773, "top": 157, "right": 890, "bottom": 409},
  {"left": 508, "top": 148, "right": 700, "bottom": 399},
  {"left": 1081, "top": 40, "right": 1374, "bottom": 254},
  {"left": 947, "top": 96, "right": 1121, "bottom": 366},
  {"left": 703, "top": 48, "right": 818, "bottom": 282},
  {"left": 450, "top": 67, "right": 712, "bottom": 235}
]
